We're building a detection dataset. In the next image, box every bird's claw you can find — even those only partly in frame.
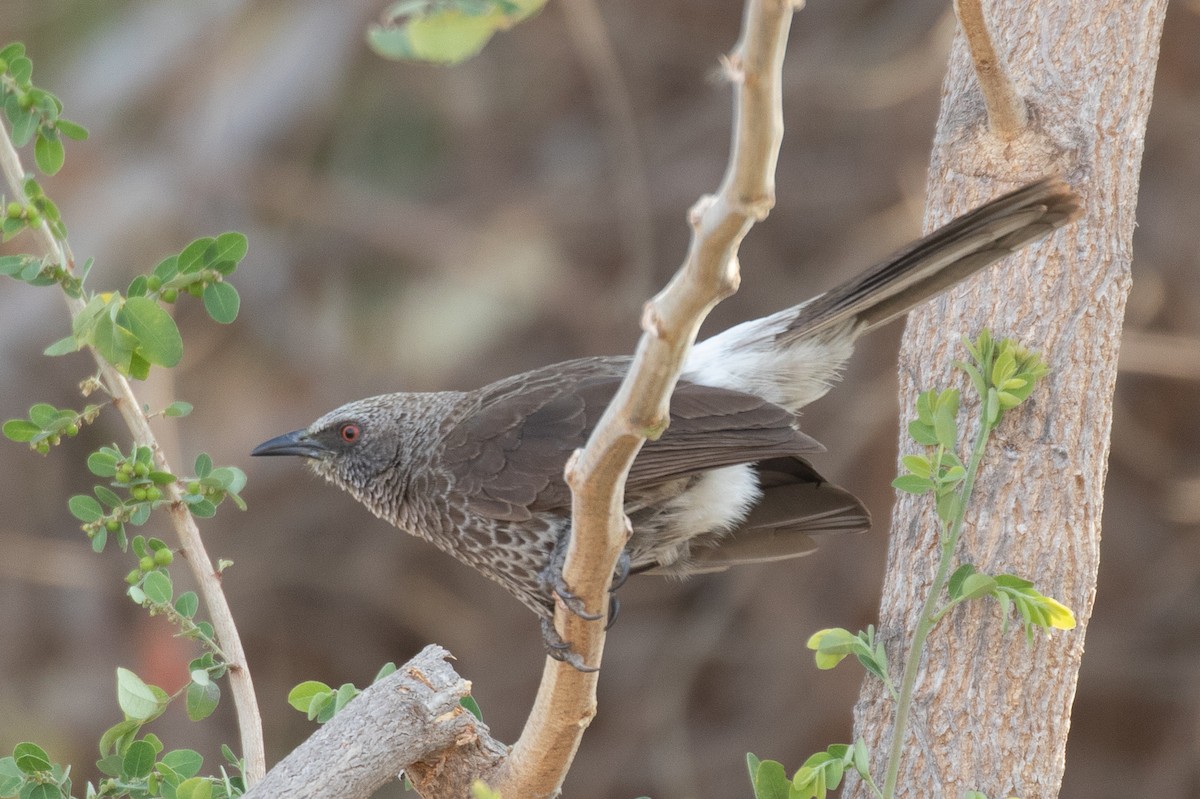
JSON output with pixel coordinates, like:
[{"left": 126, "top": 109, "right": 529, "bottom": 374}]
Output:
[
  {"left": 611, "top": 550, "right": 631, "bottom": 591},
  {"left": 540, "top": 617, "right": 599, "bottom": 672},
  {"left": 552, "top": 574, "right": 605, "bottom": 620}
]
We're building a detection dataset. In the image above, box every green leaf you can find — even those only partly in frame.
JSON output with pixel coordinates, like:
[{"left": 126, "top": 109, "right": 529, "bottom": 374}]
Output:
[
  {"left": 194, "top": 453, "right": 213, "bottom": 478},
  {"left": 746, "top": 753, "right": 762, "bottom": 783},
  {"left": 957, "top": 572, "right": 999, "bottom": 602},
  {"left": 87, "top": 450, "right": 119, "bottom": 477},
  {"left": 176, "top": 777, "right": 213, "bottom": 799},
  {"left": 34, "top": 133, "right": 65, "bottom": 175},
  {"left": 43, "top": 335, "right": 80, "bottom": 356},
  {"left": 2, "top": 419, "right": 40, "bottom": 442},
  {"left": 891, "top": 475, "right": 933, "bottom": 495},
  {"left": 121, "top": 739, "right": 156, "bottom": 779},
  {"left": 210, "top": 232, "right": 248, "bottom": 268},
  {"left": 9, "top": 107, "right": 36, "bottom": 148},
  {"left": 177, "top": 238, "right": 213, "bottom": 275},
  {"left": 947, "top": 563, "right": 976, "bottom": 599},
  {"left": 901, "top": 454, "right": 930, "bottom": 478},
  {"left": 933, "top": 389, "right": 959, "bottom": 449},
  {"left": 0, "top": 255, "right": 34, "bottom": 276},
  {"left": 120, "top": 296, "right": 183, "bottom": 368},
  {"left": 188, "top": 498, "right": 217, "bottom": 518},
  {"left": 68, "top": 495, "right": 103, "bottom": 523},
  {"left": 747, "top": 756, "right": 789, "bottom": 799},
  {"left": 460, "top": 695, "right": 483, "bottom": 721},
  {"left": 116, "top": 668, "right": 162, "bottom": 721},
  {"left": 160, "top": 750, "right": 203, "bottom": 780},
  {"left": 12, "top": 742, "right": 51, "bottom": 774},
  {"left": 127, "top": 274, "right": 149, "bottom": 298},
  {"left": 0, "top": 756, "right": 22, "bottom": 795},
  {"left": 56, "top": 119, "right": 88, "bottom": 141},
  {"left": 9, "top": 56, "right": 33, "bottom": 85},
  {"left": 186, "top": 680, "right": 220, "bottom": 721},
  {"left": 202, "top": 282, "right": 239, "bottom": 324},
  {"left": 92, "top": 314, "right": 136, "bottom": 372},
  {"left": 23, "top": 783, "right": 59, "bottom": 799},
  {"left": 153, "top": 255, "right": 180, "bottom": 282},
  {"left": 852, "top": 739, "right": 870, "bottom": 780},
  {"left": 207, "top": 466, "right": 247, "bottom": 493},
  {"left": 98, "top": 719, "right": 141, "bottom": 759},
  {"left": 163, "top": 401, "right": 193, "bottom": 418},
  {"left": 94, "top": 485, "right": 122, "bottom": 508},
  {"left": 935, "top": 490, "right": 961, "bottom": 523},
  {"left": 287, "top": 681, "right": 334, "bottom": 714},
  {"left": 27, "top": 403, "right": 57, "bottom": 429},
  {"left": 141, "top": 571, "right": 173, "bottom": 605},
  {"left": 175, "top": 591, "right": 199, "bottom": 619},
  {"left": 806, "top": 627, "right": 859, "bottom": 670}
]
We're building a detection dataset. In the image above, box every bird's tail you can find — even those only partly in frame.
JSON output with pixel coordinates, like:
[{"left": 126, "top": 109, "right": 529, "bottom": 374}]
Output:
[{"left": 684, "top": 178, "right": 1081, "bottom": 410}]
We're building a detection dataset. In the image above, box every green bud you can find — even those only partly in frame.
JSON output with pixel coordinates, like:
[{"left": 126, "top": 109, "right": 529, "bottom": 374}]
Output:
[
  {"left": 139, "top": 556, "right": 155, "bottom": 572},
  {"left": 131, "top": 487, "right": 148, "bottom": 502},
  {"left": 187, "top": 481, "right": 201, "bottom": 494},
  {"left": 146, "top": 275, "right": 162, "bottom": 291},
  {"left": 145, "top": 487, "right": 162, "bottom": 502},
  {"left": 187, "top": 283, "right": 203, "bottom": 298},
  {"left": 125, "top": 569, "right": 141, "bottom": 585},
  {"left": 35, "top": 441, "right": 49, "bottom": 455},
  {"left": 105, "top": 519, "right": 120, "bottom": 532},
  {"left": 5, "top": 202, "right": 21, "bottom": 218},
  {"left": 24, "top": 209, "right": 39, "bottom": 225},
  {"left": 161, "top": 288, "right": 179, "bottom": 303},
  {"left": 65, "top": 423, "right": 80, "bottom": 437},
  {"left": 134, "top": 462, "right": 150, "bottom": 477},
  {"left": 153, "top": 548, "right": 173, "bottom": 566}
]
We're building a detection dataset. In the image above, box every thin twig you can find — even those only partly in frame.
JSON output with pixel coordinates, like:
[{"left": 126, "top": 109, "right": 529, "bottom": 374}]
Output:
[
  {"left": 495, "top": 1, "right": 798, "bottom": 796},
  {"left": 953, "top": 0, "right": 1027, "bottom": 138},
  {"left": 0, "top": 123, "right": 266, "bottom": 784}
]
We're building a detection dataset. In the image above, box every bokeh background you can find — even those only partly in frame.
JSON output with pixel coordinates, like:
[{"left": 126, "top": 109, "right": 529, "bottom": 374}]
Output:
[{"left": 0, "top": 1, "right": 1197, "bottom": 797}]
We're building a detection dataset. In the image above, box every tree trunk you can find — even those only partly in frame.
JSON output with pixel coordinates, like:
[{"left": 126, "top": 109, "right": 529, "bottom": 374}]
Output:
[{"left": 851, "top": 2, "right": 1168, "bottom": 797}]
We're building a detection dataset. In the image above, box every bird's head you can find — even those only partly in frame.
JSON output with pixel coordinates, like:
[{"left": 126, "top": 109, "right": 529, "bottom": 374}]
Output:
[{"left": 251, "top": 395, "right": 412, "bottom": 509}]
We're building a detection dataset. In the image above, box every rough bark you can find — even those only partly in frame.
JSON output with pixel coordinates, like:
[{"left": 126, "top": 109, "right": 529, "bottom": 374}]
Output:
[
  {"left": 242, "top": 646, "right": 506, "bottom": 799},
  {"left": 850, "top": 2, "right": 1168, "bottom": 798}
]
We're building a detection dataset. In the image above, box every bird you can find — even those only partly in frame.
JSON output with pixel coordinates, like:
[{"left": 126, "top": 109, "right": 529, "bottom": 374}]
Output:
[{"left": 253, "top": 178, "right": 1080, "bottom": 670}]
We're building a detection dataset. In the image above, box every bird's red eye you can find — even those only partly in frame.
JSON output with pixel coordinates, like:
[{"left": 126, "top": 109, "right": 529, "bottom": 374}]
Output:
[{"left": 339, "top": 423, "right": 361, "bottom": 443}]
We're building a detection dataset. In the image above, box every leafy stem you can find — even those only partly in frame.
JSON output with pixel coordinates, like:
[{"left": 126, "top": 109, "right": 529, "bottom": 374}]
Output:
[
  {"left": 880, "top": 392, "right": 992, "bottom": 799},
  {"left": 0, "top": 51, "right": 267, "bottom": 783}
]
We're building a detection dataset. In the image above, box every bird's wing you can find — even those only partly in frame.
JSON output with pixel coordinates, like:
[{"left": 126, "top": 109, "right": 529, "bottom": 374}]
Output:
[{"left": 439, "top": 359, "right": 823, "bottom": 522}]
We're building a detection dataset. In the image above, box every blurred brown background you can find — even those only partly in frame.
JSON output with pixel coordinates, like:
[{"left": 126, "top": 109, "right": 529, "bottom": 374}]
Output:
[{"left": 0, "top": 1, "right": 1197, "bottom": 797}]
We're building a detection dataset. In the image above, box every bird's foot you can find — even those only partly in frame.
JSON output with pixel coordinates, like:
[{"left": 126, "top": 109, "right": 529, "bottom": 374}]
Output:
[
  {"left": 541, "top": 547, "right": 631, "bottom": 622},
  {"left": 540, "top": 617, "right": 599, "bottom": 672}
]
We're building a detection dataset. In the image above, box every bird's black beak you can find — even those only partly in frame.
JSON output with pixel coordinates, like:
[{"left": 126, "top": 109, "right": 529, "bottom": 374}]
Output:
[{"left": 251, "top": 429, "right": 327, "bottom": 458}]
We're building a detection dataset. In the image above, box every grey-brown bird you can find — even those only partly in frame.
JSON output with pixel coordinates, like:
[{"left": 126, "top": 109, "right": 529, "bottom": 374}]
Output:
[{"left": 253, "top": 179, "right": 1079, "bottom": 669}]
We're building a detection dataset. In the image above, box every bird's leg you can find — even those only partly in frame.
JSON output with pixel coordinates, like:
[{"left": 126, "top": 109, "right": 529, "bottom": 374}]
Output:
[
  {"left": 539, "top": 617, "right": 599, "bottom": 673},
  {"left": 540, "top": 544, "right": 632, "bottom": 622}
]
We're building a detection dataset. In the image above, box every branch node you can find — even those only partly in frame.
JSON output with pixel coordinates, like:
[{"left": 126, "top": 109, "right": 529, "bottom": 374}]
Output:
[
  {"left": 640, "top": 300, "right": 667, "bottom": 339},
  {"left": 688, "top": 194, "right": 717, "bottom": 228},
  {"left": 954, "top": 0, "right": 1028, "bottom": 139},
  {"left": 719, "top": 52, "right": 745, "bottom": 84}
]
